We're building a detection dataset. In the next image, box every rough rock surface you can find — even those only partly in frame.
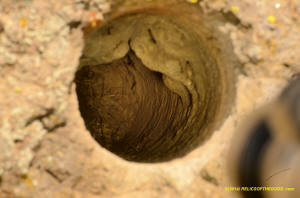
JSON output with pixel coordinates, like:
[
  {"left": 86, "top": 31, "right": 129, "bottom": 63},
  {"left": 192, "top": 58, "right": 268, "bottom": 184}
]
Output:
[{"left": 0, "top": 0, "right": 299, "bottom": 198}]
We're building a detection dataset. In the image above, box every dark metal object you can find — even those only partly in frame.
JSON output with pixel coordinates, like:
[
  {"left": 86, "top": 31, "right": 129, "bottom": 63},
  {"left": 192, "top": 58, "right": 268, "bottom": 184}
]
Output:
[
  {"left": 238, "top": 121, "right": 272, "bottom": 198},
  {"left": 229, "top": 75, "right": 300, "bottom": 198}
]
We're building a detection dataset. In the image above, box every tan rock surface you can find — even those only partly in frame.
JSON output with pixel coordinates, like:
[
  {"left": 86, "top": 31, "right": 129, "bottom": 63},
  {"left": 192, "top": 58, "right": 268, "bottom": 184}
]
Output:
[{"left": 0, "top": 0, "right": 299, "bottom": 198}]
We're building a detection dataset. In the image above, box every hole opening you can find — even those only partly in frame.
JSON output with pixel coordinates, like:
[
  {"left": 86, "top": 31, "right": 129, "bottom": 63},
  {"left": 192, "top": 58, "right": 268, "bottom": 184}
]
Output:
[{"left": 76, "top": 4, "right": 236, "bottom": 163}]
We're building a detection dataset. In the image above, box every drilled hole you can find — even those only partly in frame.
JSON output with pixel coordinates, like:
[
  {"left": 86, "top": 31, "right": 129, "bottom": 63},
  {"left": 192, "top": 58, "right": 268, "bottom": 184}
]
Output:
[{"left": 76, "top": 6, "right": 235, "bottom": 162}]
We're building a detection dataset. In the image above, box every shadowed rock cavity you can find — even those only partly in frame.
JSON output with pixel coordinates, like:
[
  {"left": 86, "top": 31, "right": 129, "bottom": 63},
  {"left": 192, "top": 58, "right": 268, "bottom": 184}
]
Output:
[{"left": 75, "top": 12, "right": 235, "bottom": 162}]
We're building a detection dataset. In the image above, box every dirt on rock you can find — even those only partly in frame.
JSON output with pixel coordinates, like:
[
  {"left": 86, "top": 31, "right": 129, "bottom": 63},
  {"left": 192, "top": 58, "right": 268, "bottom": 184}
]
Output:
[{"left": 0, "top": 0, "right": 300, "bottom": 198}]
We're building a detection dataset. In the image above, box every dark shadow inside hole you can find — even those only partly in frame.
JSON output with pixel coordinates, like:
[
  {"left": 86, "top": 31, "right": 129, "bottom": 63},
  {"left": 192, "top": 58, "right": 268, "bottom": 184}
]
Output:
[{"left": 75, "top": 50, "right": 191, "bottom": 162}]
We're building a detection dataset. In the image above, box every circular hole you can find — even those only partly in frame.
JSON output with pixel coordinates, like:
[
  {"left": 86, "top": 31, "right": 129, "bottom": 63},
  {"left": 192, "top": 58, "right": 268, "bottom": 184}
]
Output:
[{"left": 75, "top": 5, "right": 235, "bottom": 162}]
